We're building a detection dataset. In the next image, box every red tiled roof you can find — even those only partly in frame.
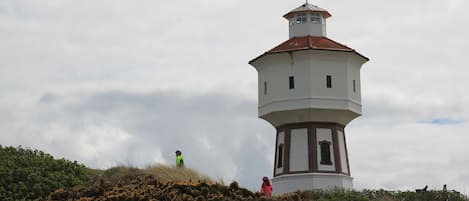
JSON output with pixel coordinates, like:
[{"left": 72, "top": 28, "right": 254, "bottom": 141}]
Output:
[
  {"left": 249, "top": 36, "right": 369, "bottom": 64},
  {"left": 269, "top": 36, "right": 352, "bottom": 53}
]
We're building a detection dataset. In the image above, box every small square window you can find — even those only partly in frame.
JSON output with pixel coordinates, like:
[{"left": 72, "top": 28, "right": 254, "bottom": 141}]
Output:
[
  {"left": 289, "top": 76, "right": 295, "bottom": 89},
  {"left": 296, "top": 14, "right": 307, "bottom": 24},
  {"left": 310, "top": 14, "right": 321, "bottom": 23}
]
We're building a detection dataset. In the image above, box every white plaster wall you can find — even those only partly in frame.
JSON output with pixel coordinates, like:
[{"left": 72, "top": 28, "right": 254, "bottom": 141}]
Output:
[
  {"left": 346, "top": 55, "right": 364, "bottom": 104},
  {"left": 289, "top": 128, "right": 309, "bottom": 172},
  {"left": 253, "top": 50, "right": 365, "bottom": 126},
  {"left": 316, "top": 128, "right": 335, "bottom": 171},
  {"left": 289, "top": 13, "right": 326, "bottom": 38},
  {"left": 338, "top": 130, "right": 348, "bottom": 174},
  {"left": 276, "top": 131, "right": 285, "bottom": 174},
  {"left": 272, "top": 173, "right": 353, "bottom": 195},
  {"left": 257, "top": 52, "right": 311, "bottom": 108},
  {"left": 308, "top": 52, "right": 349, "bottom": 99}
]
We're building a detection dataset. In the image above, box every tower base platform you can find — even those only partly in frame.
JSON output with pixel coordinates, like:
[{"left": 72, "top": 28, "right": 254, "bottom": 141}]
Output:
[{"left": 271, "top": 173, "right": 353, "bottom": 195}]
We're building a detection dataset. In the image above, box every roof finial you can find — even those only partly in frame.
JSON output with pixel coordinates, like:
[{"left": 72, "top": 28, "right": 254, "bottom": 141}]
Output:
[{"left": 306, "top": 0, "right": 309, "bottom": 4}]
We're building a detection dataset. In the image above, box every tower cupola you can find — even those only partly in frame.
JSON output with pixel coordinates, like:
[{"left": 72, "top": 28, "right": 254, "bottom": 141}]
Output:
[{"left": 284, "top": 2, "right": 331, "bottom": 38}]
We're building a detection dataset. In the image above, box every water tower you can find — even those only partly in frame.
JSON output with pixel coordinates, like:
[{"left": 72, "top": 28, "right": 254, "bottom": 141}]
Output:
[{"left": 249, "top": 2, "right": 369, "bottom": 195}]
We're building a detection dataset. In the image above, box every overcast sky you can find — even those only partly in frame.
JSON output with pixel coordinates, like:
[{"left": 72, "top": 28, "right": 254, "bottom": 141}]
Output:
[{"left": 1, "top": 0, "right": 469, "bottom": 193}]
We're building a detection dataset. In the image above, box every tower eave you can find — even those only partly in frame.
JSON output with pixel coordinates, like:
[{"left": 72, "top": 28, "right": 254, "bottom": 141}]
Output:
[
  {"left": 249, "top": 49, "right": 369, "bottom": 66},
  {"left": 283, "top": 3, "right": 332, "bottom": 19},
  {"left": 259, "top": 108, "right": 362, "bottom": 128},
  {"left": 283, "top": 10, "right": 332, "bottom": 19}
]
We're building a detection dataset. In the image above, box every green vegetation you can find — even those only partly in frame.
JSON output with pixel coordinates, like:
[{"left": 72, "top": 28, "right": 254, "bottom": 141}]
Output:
[
  {"left": 0, "top": 145, "right": 89, "bottom": 201},
  {"left": 41, "top": 175, "right": 254, "bottom": 201},
  {"left": 1, "top": 145, "right": 468, "bottom": 201},
  {"left": 277, "top": 189, "right": 469, "bottom": 201},
  {"left": 40, "top": 175, "right": 469, "bottom": 201}
]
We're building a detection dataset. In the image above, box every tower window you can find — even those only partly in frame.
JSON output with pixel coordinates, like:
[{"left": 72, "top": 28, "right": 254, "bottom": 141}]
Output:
[
  {"left": 319, "top": 141, "right": 332, "bottom": 165},
  {"left": 310, "top": 13, "right": 321, "bottom": 23},
  {"left": 326, "top": 75, "right": 332, "bottom": 88},
  {"left": 296, "top": 14, "right": 307, "bottom": 24},
  {"left": 277, "top": 144, "right": 284, "bottom": 168},
  {"left": 353, "top": 80, "right": 356, "bottom": 93},
  {"left": 289, "top": 76, "right": 295, "bottom": 89},
  {"left": 264, "top": 81, "right": 267, "bottom": 95}
]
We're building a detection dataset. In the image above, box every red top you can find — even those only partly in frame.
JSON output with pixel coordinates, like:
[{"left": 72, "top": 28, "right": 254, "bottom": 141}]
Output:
[{"left": 261, "top": 182, "right": 272, "bottom": 197}]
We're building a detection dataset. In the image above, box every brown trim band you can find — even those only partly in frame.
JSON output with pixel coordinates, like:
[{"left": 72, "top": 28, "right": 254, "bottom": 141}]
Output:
[
  {"left": 275, "top": 170, "right": 350, "bottom": 177},
  {"left": 332, "top": 126, "right": 342, "bottom": 173},
  {"left": 284, "top": 130, "right": 291, "bottom": 173}
]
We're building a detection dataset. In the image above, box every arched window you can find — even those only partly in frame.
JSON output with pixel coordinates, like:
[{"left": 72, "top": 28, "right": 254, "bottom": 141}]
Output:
[{"left": 319, "top": 141, "right": 332, "bottom": 165}]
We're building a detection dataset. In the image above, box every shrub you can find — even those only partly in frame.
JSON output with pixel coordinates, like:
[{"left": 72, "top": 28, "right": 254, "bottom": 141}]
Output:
[{"left": 0, "top": 145, "right": 89, "bottom": 201}]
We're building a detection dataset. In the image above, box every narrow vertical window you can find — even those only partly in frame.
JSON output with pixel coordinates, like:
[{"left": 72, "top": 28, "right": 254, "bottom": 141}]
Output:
[
  {"left": 353, "top": 80, "right": 356, "bottom": 93},
  {"left": 277, "top": 144, "right": 284, "bottom": 168},
  {"left": 319, "top": 141, "right": 332, "bottom": 165},
  {"left": 289, "top": 76, "right": 295, "bottom": 89},
  {"left": 264, "top": 81, "right": 267, "bottom": 95},
  {"left": 326, "top": 75, "right": 332, "bottom": 88}
]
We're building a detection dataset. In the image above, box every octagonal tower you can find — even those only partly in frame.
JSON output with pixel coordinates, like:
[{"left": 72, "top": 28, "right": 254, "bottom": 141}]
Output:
[{"left": 249, "top": 2, "right": 369, "bottom": 195}]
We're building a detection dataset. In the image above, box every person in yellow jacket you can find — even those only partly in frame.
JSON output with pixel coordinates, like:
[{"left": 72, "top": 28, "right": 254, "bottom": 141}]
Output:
[{"left": 175, "top": 150, "right": 184, "bottom": 168}]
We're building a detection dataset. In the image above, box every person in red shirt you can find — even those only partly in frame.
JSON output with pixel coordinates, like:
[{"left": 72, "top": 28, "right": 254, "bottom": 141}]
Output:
[{"left": 260, "top": 176, "right": 272, "bottom": 198}]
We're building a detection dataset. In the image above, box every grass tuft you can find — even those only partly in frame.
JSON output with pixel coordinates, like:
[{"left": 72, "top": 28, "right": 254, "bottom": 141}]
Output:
[
  {"left": 87, "top": 164, "right": 212, "bottom": 184},
  {"left": 143, "top": 164, "right": 212, "bottom": 183}
]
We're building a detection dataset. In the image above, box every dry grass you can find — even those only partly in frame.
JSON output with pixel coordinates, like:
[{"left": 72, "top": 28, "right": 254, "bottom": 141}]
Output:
[
  {"left": 143, "top": 164, "right": 212, "bottom": 183},
  {"left": 88, "top": 164, "right": 212, "bottom": 184}
]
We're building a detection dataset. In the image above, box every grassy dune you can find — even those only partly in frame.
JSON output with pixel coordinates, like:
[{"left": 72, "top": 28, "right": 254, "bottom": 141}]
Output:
[
  {"left": 40, "top": 164, "right": 469, "bottom": 201},
  {"left": 89, "top": 164, "right": 212, "bottom": 184},
  {"left": 1, "top": 145, "right": 467, "bottom": 200}
]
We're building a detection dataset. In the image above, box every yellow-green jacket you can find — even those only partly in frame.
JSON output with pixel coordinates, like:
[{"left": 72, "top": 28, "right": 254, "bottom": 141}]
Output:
[{"left": 176, "top": 155, "right": 184, "bottom": 167}]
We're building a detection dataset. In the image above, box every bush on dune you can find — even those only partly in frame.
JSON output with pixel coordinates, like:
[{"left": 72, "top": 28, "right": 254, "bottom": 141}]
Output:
[{"left": 0, "top": 145, "right": 89, "bottom": 201}]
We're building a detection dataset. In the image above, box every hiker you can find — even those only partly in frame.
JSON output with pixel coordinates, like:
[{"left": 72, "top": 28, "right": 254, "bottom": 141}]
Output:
[
  {"left": 260, "top": 176, "right": 272, "bottom": 198},
  {"left": 443, "top": 184, "right": 448, "bottom": 201},
  {"left": 175, "top": 150, "right": 184, "bottom": 168}
]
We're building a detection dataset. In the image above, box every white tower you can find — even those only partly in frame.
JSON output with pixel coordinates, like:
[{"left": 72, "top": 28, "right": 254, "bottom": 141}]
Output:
[{"left": 249, "top": 2, "right": 369, "bottom": 195}]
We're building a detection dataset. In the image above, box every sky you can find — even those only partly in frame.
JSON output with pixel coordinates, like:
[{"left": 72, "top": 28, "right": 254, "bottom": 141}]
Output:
[{"left": 1, "top": 0, "right": 469, "bottom": 193}]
